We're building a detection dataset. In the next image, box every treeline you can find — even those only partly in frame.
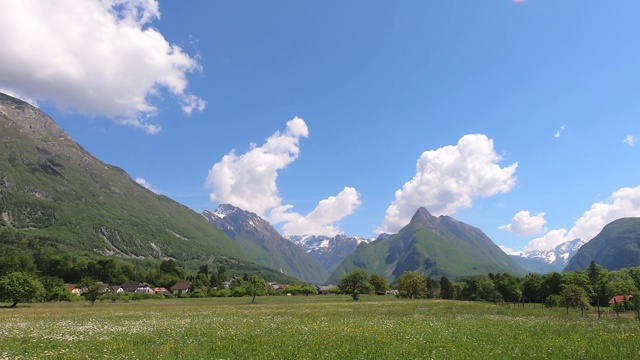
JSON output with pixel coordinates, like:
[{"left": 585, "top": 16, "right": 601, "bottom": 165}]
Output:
[
  {"left": 340, "top": 261, "right": 640, "bottom": 311},
  {"left": 0, "top": 252, "right": 303, "bottom": 306}
]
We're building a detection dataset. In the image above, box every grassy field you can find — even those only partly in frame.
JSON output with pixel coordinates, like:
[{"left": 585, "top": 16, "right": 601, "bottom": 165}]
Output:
[{"left": 1, "top": 296, "right": 639, "bottom": 359}]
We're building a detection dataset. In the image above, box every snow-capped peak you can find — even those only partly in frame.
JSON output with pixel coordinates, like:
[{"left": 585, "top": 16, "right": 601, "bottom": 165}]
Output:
[{"left": 510, "top": 238, "right": 586, "bottom": 265}]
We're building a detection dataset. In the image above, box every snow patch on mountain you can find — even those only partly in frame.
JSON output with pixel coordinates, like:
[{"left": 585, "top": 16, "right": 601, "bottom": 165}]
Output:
[
  {"left": 505, "top": 238, "right": 587, "bottom": 273},
  {"left": 284, "top": 234, "right": 375, "bottom": 273}
]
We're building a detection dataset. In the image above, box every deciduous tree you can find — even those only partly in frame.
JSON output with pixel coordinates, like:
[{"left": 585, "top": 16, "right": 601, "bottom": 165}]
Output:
[
  {"left": 339, "top": 269, "right": 372, "bottom": 300},
  {"left": 246, "top": 275, "right": 267, "bottom": 303},
  {"left": 395, "top": 271, "right": 426, "bottom": 299},
  {"left": 0, "top": 272, "right": 45, "bottom": 307},
  {"left": 369, "top": 273, "right": 389, "bottom": 294},
  {"left": 560, "top": 284, "right": 590, "bottom": 314}
]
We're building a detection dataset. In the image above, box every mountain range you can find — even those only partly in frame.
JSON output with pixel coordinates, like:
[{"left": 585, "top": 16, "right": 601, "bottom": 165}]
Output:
[
  {"left": 327, "top": 207, "right": 527, "bottom": 283},
  {"left": 0, "top": 91, "right": 296, "bottom": 281},
  {"left": 5, "top": 91, "right": 640, "bottom": 284},
  {"left": 564, "top": 217, "right": 640, "bottom": 271},
  {"left": 284, "top": 234, "right": 373, "bottom": 273},
  {"left": 202, "top": 204, "right": 329, "bottom": 283},
  {"left": 507, "top": 238, "right": 586, "bottom": 274}
]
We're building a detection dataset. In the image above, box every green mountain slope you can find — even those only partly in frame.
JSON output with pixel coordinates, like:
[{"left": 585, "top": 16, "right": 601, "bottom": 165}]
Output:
[
  {"left": 203, "top": 204, "right": 329, "bottom": 283},
  {"left": 328, "top": 207, "right": 526, "bottom": 283},
  {"left": 564, "top": 217, "right": 640, "bottom": 271},
  {"left": 0, "top": 92, "right": 249, "bottom": 265}
]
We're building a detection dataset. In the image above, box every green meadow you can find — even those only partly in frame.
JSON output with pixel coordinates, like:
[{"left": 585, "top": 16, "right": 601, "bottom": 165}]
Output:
[{"left": 1, "top": 296, "right": 639, "bottom": 359}]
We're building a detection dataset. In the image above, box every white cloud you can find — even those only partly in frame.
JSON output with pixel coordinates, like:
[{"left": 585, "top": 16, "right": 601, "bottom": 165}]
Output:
[
  {"left": 205, "top": 117, "right": 360, "bottom": 236},
  {"left": 525, "top": 185, "right": 640, "bottom": 251},
  {"left": 206, "top": 117, "right": 308, "bottom": 215},
  {"left": 554, "top": 125, "right": 565, "bottom": 138},
  {"left": 379, "top": 134, "right": 518, "bottom": 233},
  {"left": 135, "top": 177, "right": 159, "bottom": 193},
  {"left": 270, "top": 187, "right": 361, "bottom": 236},
  {"left": 0, "top": 0, "right": 204, "bottom": 133},
  {"left": 624, "top": 135, "right": 638, "bottom": 146},
  {"left": 499, "top": 210, "right": 546, "bottom": 236}
]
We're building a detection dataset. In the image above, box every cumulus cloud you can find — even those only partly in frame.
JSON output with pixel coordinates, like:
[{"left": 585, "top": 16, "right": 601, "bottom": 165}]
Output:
[
  {"left": 525, "top": 185, "right": 640, "bottom": 251},
  {"left": 624, "top": 135, "right": 638, "bottom": 146},
  {"left": 554, "top": 125, "right": 565, "bottom": 138},
  {"left": 499, "top": 210, "right": 546, "bottom": 236},
  {"left": 135, "top": 177, "right": 159, "bottom": 193},
  {"left": 205, "top": 117, "right": 308, "bottom": 215},
  {"left": 205, "top": 117, "right": 361, "bottom": 236},
  {"left": 0, "top": 0, "right": 204, "bottom": 133},
  {"left": 379, "top": 134, "right": 518, "bottom": 233},
  {"left": 270, "top": 187, "right": 361, "bottom": 236}
]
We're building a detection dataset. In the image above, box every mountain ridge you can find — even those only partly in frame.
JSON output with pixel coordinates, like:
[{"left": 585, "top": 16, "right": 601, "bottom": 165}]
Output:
[
  {"left": 0, "top": 91, "right": 252, "bottom": 266},
  {"left": 564, "top": 217, "right": 640, "bottom": 271},
  {"left": 203, "top": 204, "right": 330, "bottom": 283},
  {"left": 284, "top": 234, "right": 373, "bottom": 273},
  {"left": 327, "top": 207, "right": 526, "bottom": 283},
  {"left": 507, "top": 238, "right": 586, "bottom": 273}
]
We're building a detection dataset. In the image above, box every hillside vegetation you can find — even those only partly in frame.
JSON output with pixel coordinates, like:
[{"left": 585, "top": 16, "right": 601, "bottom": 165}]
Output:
[
  {"left": 0, "top": 92, "right": 257, "bottom": 272},
  {"left": 329, "top": 208, "right": 525, "bottom": 283}
]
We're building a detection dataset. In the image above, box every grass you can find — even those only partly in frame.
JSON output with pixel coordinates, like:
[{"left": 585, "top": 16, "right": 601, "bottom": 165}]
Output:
[{"left": 1, "top": 296, "right": 640, "bottom": 359}]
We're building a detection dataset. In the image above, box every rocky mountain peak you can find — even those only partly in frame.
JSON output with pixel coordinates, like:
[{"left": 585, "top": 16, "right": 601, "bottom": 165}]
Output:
[{"left": 411, "top": 207, "right": 434, "bottom": 222}]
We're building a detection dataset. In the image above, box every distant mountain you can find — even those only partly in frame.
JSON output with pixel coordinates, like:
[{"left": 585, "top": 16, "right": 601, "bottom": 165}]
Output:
[
  {"left": 284, "top": 234, "right": 373, "bottom": 273},
  {"left": 203, "top": 204, "right": 330, "bottom": 283},
  {"left": 564, "top": 217, "right": 640, "bottom": 272},
  {"left": 0, "top": 92, "right": 250, "bottom": 264},
  {"left": 327, "top": 207, "right": 526, "bottom": 283},
  {"left": 508, "top": 238, "right": 586, "bottom": 274}
]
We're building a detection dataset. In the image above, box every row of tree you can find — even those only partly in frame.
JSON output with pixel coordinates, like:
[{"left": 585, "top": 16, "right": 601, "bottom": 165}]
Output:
[{"left": 338, "top": 261, "right": 640, "bottom": 312}]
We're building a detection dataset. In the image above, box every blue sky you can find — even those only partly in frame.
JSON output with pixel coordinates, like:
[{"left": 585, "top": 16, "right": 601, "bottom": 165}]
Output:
[{"left": 1, "top": 1, "right": 640, "bottom": 252}]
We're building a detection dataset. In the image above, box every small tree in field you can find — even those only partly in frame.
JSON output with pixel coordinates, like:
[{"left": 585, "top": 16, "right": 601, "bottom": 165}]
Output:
[
  {"left": 395, "top": 271, "right": 427, "bottom": 299},
  {"left": 78, "top": 277, "right": 104, "bottom": 305},
  {"left": 339, "top": 269, "right": 372, "bottom": 300},
  {"left": 0, "top": 272, "right": 45, "bottom": 307},
  {"left": 560, "top": 284, "right": 590, "bottom": 314},
  {"left": 246, "top": 275, "right": 267, "bottom": 304},
  {"left": 369, "top": 273, "right": 389, "bottom": 294}
]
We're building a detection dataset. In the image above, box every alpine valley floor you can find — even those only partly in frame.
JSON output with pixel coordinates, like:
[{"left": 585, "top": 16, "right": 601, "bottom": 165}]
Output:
[{"left": 1, "top": 296, "right": 639, "bottom": 359}]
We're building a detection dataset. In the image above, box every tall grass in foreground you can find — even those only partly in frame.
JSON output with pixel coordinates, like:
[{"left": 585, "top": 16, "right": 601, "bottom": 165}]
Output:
[{"left": 1, "top": 296, "right": 639, "bottom": 359}]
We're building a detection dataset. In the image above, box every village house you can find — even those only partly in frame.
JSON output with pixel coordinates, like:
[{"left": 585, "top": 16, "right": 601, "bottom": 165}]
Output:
[
  {"left": 154, "top": 287, "right": 171, "bottom": 297},
  {"left": 64, "top": 284, "right": 82, "bottom": 296},
  {"left": 170, "top": 281, "right": 192, "bottom": 295},
  {"left": 315, "top": 285, "right": 335, "bottom": 295}
]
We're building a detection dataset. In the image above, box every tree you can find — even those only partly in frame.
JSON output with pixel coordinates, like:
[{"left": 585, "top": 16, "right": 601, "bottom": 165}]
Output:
[
  {"left": 585, "top": 262, "right": 608, "bottom": 309},
  {"left": 159, "top": 259, "right": 185, "bottom": 279},
  {"left": 560, "top": 284, "right": 590, "bottom": 314},
  {"left": 395, "top": 271, "right": 427, "bottom": 299},
  {"left": 369, "top": 273, "right": 389, "bottom": 294},
  {"left": 78, "top": 277, "right": 105, "bottom": 305},
  {"left": 0, "top": 272, "right": 45, "bottom": 307},
  {"left": 192, "top": 273, "right": 209, "bottom": 289},
  {"left": 522, "top": 273, "right": 543, "bottom": 304},
  {"left": 425, "top": 277, "right": 440, "bottom": 299},
  {"left": 246, "top": 275, "right": 267, "bottom": 303},
  {"left": 339, "top": 269, "right": 372, "bottom": 300},
  {"left": 440, "top": 276, "right": 454, "bottom": 300},
  {"left": 39, "top": 275, "right": 71, "bottom": 302},
  {"left": 541, "top": 272, "right": 565, "bottom": 300}
]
